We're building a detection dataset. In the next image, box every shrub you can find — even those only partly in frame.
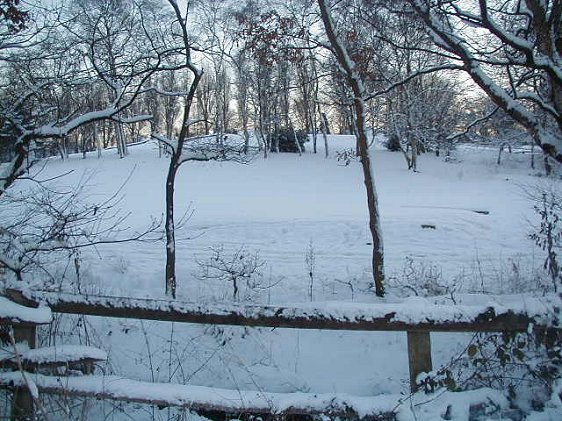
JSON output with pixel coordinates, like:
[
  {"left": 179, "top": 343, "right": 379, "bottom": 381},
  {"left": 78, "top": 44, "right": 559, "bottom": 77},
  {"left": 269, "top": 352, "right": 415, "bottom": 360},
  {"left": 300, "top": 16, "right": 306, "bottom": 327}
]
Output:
[
  {"left": 530, "top": 190, "right": 562, "bottom": 292},
  {"left": 274, "top": 128, "right": 307, "bottom": 153}
]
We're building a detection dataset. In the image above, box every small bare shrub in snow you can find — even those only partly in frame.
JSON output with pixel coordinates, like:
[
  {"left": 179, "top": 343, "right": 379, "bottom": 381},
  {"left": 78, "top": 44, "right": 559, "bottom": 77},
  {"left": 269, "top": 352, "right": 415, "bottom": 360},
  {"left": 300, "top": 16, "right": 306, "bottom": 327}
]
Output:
[
  {"left": 333, "top": 276, "right": 358, "bottom": 300},
  {"left": 388, "top": 256, "right": 458, "bottom": 301},
  {"left": 466, "top": 254, "right": 551, "bottom": 295},
  {"left": 304, "top": 240, "right": 315, "bottom": 302},
  {"left": 196, "top": 244, "right": 266, "bottom": 301},
  {"left": 331, "top": 268, "right": 371, "bottom": 300},
  {"left": 508, "top": 257, "right": 553, "bottom": 295},
  {"left": 335, "top": 147, "right": 359, "bottom": 166}
]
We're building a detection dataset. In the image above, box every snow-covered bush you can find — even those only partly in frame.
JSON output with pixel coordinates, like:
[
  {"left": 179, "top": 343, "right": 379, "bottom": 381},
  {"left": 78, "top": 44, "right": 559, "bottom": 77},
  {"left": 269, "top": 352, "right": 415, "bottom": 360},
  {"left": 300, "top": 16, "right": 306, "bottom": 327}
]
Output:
[
  {"left": 464, "top": 329, "right": 562, "bottom": 413},
  {"left": 417, "top": 328, "right": 562, "bottom": 418}
]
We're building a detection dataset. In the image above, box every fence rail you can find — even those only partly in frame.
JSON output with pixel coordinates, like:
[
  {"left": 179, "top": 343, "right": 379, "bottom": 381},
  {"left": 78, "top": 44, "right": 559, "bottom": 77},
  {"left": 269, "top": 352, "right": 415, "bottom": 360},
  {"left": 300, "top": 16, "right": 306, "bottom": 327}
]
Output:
[
  {"left": 5, "top": 289, "right": 541, "bottom": 332},
  {"left": 2, "top": 288, "right": 560, "bottom": 420}
]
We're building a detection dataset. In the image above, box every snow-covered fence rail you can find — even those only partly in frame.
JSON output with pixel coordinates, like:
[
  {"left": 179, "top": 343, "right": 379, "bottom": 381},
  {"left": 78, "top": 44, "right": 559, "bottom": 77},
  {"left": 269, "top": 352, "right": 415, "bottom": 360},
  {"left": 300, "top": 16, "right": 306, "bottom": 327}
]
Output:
[
  {"left": 1, "top": 295, "right": 110, "bottom": 419},
  {"left": 0, "top": 296, "right": 53, "bottom": 419},
  {"left": 0, "top": 372, "right": 399, "bottom": 421},
  {"left": 2, "top": 289, "right": 560, "bottom": 420},
  {"left": 5, "top": 289, "right": 547, "bottom": 332}
]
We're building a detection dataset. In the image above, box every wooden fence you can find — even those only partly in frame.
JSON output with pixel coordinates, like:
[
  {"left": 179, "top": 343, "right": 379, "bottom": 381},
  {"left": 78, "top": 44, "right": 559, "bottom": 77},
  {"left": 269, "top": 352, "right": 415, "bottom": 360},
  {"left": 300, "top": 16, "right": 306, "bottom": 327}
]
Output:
[{"left": 2, "top": 288, "right": 558, "bottom": 421}]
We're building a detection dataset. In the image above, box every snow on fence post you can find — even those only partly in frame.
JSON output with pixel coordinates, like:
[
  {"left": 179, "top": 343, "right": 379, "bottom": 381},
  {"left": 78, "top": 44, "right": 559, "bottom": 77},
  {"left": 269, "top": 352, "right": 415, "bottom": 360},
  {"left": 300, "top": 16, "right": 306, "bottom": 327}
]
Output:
[
  {"left": 10, "top": 303, "right": 38, "bottom": 420},
  {"left": 12, "top": 336, "right": 36, "bottom": 418},
  {"left": 407, "top": 331, "right": 432, "bottom": 393}
]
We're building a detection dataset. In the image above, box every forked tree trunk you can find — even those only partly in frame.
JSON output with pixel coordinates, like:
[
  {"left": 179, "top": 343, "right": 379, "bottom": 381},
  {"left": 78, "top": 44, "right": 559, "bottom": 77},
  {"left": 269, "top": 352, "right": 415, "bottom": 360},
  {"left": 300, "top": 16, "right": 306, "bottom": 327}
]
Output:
[
  {"left": 399, "top": 142, "right": 412, "bottom": 170},
  {"left": 163, "top": 0, "right": 204, "bottom": 299},
  {"left": 58, "top": 138, "right": 68, "bottom": 160},
  {"left": 318, "top": 0, "right": 384, "bottom": 296}
]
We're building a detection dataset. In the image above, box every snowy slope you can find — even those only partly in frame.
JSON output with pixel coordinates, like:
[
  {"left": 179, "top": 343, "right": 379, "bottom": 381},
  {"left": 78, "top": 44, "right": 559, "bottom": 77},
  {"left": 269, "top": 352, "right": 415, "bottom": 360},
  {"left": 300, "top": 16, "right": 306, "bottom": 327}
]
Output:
[{"left": 24, "top": 136, "right": 542, "bottom": 300}]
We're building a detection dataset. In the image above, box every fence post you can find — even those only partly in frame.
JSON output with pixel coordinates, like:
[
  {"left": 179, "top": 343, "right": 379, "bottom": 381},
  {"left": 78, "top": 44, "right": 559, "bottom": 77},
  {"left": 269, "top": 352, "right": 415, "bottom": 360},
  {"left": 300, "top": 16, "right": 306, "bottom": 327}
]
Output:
[
  {"left": 407, "top": 331, "right": 432, "bottom": 393},
  {"left": 11, "top": 324, "right": 37, "bottom": 420}
]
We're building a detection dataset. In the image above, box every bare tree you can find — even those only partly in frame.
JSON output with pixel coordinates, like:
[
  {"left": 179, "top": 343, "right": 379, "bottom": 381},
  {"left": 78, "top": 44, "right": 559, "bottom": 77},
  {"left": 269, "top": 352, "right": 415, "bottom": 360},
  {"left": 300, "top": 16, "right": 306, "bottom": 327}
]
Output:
[
  {"left": 0, "top": 0, "right": 168, "bottom": 196},
  {"left": 69, "top": 0, "right": 167, "bottom": 158},
  {"left": 233, "top": 2, "right": 307, "bottom": 156},
  {"left": 196, "top": 244, "right": 265, "bottom": 301},
  {"left": 408, "top": 0, "right": 562, "bottom": 169},
  {"left": 153, "top": 0, "right": 248, "bottom": 298},
  {"left": 0, "top": 1, "right": 167, "bottom": 288},
  {"left": 385, "top": 73, "right": 460, "bottom": 170},
  {"left": 233, "top": 49, "right": 253, "bottom": 153},
  {"left": 317, "top": 0, "right": 385, "bottom": 296},
  {"left": 0, "top": 177, "right": 160, "bottom": 287},
  {"left": 149, "top": 0, "right": 203, "bottom": 299}
]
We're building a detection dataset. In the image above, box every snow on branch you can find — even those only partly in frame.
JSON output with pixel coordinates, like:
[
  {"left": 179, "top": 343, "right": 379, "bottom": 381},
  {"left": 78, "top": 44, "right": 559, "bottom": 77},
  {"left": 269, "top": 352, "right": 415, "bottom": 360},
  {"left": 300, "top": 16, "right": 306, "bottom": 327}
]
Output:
[
  {"left": 29, "top": 107, "right": 126, "bottom": 140},
  {"left": 0, "top": 102, "right": 142, "bottom": 196},
  {"left": 365, "top": 64, "right": 463, "bottom": 101},
  {"left": 140, "top": 86, "right": 188, "bottom": 97},
  {"left": 113, "top": 114, "right": 153, "bottom": 125},
  {"left": 408, "top": 0, "right": 562, "bottom": 164}
]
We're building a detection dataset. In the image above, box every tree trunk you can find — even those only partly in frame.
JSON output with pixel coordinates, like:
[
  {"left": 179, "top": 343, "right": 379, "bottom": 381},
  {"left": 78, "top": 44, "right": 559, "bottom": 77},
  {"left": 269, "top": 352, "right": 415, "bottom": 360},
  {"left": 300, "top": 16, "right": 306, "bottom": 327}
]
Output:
[
  {"left": 59, "top": 138, "right": 68, "bottom": 160},
  {"left": 290, "top": 120, "right": 302, "bottom": 156},
  {"left": 410, "top": 136, "right": 418, "bottom": 171},
  {"left": 94, "top": 122, "right": 102, "bottom": 159},
  {"left": 322, "top": 112, "right": 331, "bottom": 135},
  {"left": 318, "top": 0, "right": 384, "bottom": 296},
  {"left": 355, "top": 101, "right": 385, "bottom": 296},
  {"left": 243, "top": 126, "right": 250, "bottom": 155},
  {"left": 319, "top": 106, "right": 329, "bottom": 158},
  {"left": 102, "top": 122, "right": 109, "bottom": 149},
  {"left": 399, "top": 141, "right": 412, "bottom": 170},
  {"left": 310, "top": 113, "right": 317, "bottom": 154},
  {"left": 162, "top": 0, "right": 203, "bottom": 298},
  {"left": 165, "top": 160, "right": 178, "bottom": 298},
  {"left": 115, "top": 120, "right": 127, "bottom": 159}
]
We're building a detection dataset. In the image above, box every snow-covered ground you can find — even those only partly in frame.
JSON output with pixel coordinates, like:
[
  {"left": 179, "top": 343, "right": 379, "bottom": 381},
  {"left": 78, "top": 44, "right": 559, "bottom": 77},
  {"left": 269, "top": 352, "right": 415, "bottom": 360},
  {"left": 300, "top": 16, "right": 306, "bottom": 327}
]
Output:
[
  {"left": 31, "top": 136, "right": 544, "bottom": 300},
  {"left": 5, "top": 136, "right": 561, "bottom": 420}
]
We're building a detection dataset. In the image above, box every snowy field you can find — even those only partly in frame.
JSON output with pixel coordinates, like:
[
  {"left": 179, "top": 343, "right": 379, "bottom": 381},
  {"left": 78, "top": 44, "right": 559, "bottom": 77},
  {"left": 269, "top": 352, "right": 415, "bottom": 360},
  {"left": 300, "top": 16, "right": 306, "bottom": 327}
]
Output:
[
  {"left": 29, "top": 136, "right": 545, "bottom": 300},
  {"left": 8, "top": 135, "right": 561, "bottom": 420}
]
